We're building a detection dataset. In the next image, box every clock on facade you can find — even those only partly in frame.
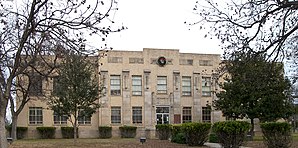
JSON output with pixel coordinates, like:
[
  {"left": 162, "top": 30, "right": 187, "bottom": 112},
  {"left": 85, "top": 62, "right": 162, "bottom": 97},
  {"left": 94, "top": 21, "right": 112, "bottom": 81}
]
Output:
[{"left": 157, "top": 56, "right": 167, "bottom": 66}]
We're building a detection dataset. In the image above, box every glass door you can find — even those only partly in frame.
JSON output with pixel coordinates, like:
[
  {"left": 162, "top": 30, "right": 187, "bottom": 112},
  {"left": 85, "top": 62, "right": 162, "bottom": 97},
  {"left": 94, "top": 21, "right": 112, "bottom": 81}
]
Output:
[{"left": 156, "top": 107, "right": 170, "bottom": 124}]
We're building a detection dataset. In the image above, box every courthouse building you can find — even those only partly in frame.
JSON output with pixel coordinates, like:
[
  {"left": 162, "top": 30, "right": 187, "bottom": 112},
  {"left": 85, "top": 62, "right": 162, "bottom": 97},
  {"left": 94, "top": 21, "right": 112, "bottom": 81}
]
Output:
[{"left": 17, "top": 48, "right": 224, "bottom": 138}]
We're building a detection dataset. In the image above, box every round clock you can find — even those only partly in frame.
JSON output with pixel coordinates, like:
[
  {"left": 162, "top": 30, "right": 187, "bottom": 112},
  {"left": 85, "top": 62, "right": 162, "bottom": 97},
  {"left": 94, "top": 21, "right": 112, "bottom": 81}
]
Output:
[{"left": 157, "top": 56, "right": 167, "bottom": 66}]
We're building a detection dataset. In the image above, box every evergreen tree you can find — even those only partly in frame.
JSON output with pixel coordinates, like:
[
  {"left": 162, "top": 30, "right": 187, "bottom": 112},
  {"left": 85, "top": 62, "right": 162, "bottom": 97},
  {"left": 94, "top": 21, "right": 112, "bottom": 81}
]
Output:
[{"left": 48, "top": 53, "right": 101, "bottom": 144}]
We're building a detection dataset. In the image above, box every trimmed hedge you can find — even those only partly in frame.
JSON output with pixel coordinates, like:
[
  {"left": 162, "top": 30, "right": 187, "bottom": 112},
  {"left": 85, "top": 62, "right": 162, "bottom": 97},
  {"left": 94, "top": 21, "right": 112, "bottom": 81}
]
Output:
[
  {"left": 156, "top": 124, "right": 172, "bottom": 140},
  {"left": 260, "top": 122, "right": 292, "bottom": 148},
  {"left": 171, "top": 124, "right": 186, "bottom": 144},
  {"left": 98, "top": 126, "right": 112, "bottom": 139},
  {"left": 212, "top": 121, "right": 250, "bottom": 148},
  {"left": 5, "top": 126, "right": 28, "bottom": 139},
  {"left": 119, "top": 126, "right": 137, "bottom": 138},
  {"left": 36, "top": 127, "right": 56, "bottom": 139},
  {"left": 182, "top": 122, "right": 211, "bottom": 146},
  {"left": 61, "top": 127, "right": 78, "bottom": 138}
]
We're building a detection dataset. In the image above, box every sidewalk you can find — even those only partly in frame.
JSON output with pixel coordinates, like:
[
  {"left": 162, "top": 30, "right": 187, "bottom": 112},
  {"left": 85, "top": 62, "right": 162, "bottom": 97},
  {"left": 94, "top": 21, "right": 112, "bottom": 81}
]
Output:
[{"left": 204, "top": 142, "right": 251, "bottom": 148}]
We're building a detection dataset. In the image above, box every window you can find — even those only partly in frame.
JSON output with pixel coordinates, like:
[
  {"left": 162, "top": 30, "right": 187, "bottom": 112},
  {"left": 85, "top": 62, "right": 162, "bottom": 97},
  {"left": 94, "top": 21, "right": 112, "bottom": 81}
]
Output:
[
  {"left": 111, "top": 107, "right": 121, "bottom": 124},
  {"left": 132, "top": 107, "right": 142, "bottom": 124},
  {"left": 110, "top": 75, "right": 121, "bottom": 96},
  {"left": 182, "top": 107, "right": 192, "bottom": 123},
  {"left": 182, "top": 77, "right": 191, "bottom": 96},
  {"left": 29, "top": 107, "right": 43, "bottom": 124},
  {"left": 202, "top": 107, "right": 211, "bottom": 123},
  {"left": 53, "top": 111, "right": 68, "bottom": 124},
  {"left": 132, "top": 76, "right": 142, "bottom": 96},
  {"left": 202, "top": 77, "right": 211, "bottom": 96},
  {"left": 129, "top": 58, "right": 144, "bottom": 64},
  {"left": 52, "top": 76, "right": 60, "bottom": 95},
  {"left": 108, "top": 57, "right": 123, "bottom": 63},
  {"left": 78, "top": 110, "right": 91, "bottom": 124},
  {"left": 28, "top": 74, "right": 42, "bottom": 96},
  {"left": 199, "top": 60, "right": 213, "bottom": 66},
  {"left": 157, "top": 76, "right": 167, "bottom": 94},
  {"left": 179, "top": 59, "right": 193, "bottom": 65}
]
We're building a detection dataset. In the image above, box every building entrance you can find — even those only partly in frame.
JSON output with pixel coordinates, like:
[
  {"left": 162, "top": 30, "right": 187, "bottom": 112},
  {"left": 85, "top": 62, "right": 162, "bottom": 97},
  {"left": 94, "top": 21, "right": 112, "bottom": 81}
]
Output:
[{"left": 156, "top": 107, "right": 169, "bottom": 124}]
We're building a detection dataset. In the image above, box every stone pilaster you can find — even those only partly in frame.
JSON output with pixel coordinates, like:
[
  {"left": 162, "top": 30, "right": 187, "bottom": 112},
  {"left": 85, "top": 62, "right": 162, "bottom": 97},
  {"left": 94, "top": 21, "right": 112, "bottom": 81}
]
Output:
[
  {"left": 193, "top": 72, "right": 201, "bottom": 122},
  {"left": 122, "top": 70, "right": 131, "bottom": 125}
]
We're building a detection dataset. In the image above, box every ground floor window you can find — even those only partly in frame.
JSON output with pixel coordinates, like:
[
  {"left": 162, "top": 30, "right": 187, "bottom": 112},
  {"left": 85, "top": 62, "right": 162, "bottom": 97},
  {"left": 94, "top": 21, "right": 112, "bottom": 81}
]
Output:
[
  {"left": 29, "top": 107, "right": 43, "bottom": 124},
  {"left": 182, "top": 107, "right": 192, "bottom": 123},
  {"left": 111, "top": 106, "right": 121, "bottom": 124},
  {"left": 78, "top": 110, "right": 91, "bottom": 124},
  {"left": 156, "top": 107, "right": 169, "bottom": 124},
  {"left": 132, "top": 107, "right": 142, "bottom": 124},
  {"left": 202, "top": 107, "right": 211, "bottom": 123},
  {"left": 53, "top": 111, "right": 68, "bottom": 124}
]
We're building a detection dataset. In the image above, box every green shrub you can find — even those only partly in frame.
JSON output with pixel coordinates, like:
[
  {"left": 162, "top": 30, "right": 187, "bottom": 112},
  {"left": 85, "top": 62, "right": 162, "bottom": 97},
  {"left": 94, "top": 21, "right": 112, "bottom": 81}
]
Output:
[
  {"left": 212, "top": 121, "right": 250, "bottom": 148},
  {"left": 156, "top": 124, "right": 172, "bottom": 140},
  {"left": 61, "top": 127, "right": 78, "bottom": 138},
  {"left": 260, "top": 122, "right": 292, "bottom": 148},
  {"left": 5, "top": 126, "right": 28, "bottom": 139},
  {"left": 36, "top": 127, "right": 56, "bottom": 139},
  {"left": 182, "top": 122, "right": 211, "bottom": 146},
  {"left": 171, "top": 124, "right": 186, "bottom": 144},
  {"left": 209, "top": 133, "right": 219, "bottom": 143},
  {"left": 98, "top": 126, "right": 112, "bottom": 139},
  {"left": 119, "top": 126, "right": 137, "bottom": 138}
]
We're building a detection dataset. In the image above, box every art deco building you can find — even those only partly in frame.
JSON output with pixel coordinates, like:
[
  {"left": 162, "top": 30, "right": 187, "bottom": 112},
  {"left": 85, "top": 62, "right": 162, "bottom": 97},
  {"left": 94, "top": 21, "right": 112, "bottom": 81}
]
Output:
[{"left": 17, "top": 48, "right": 223, "bottom": 138}]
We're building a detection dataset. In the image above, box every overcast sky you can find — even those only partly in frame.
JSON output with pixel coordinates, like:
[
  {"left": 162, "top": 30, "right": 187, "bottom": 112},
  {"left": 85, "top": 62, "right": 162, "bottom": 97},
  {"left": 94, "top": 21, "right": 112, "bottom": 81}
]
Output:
[{"left": 105, "top": 0, "right": 223, "bottom": 54}]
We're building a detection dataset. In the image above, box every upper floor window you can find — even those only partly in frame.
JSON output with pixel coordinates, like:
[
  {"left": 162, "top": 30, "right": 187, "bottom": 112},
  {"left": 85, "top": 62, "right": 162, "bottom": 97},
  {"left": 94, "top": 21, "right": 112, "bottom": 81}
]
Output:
[
  {"left": 199, "top": 60, "right": 213, "bottom": 66},
  {"left": 132, "top": 107, "right": 142, "bottom": 124},
  {"left": 29, "top": 107, "right": 43, "bottom": 124},
  {"left": 182, "top": 107, "right": 192, "bottom": 123},
  {"left": 132, "top": 76, "right": 142, "bottom": 96},
  {"left": 53, "top": 111, "right": 68, "bottom": 125},
  {"left": 108, "top": 57, "right": 123, "bottom": 63},
  {"left": 182, "top": 76, "right": 191, "bottom": 96},
  {"left": 202, "top": 77, "right": 211, "bottom": 97},
  {"left": 129, "top": 58, "right": 144, "bottom": 64},
  {"left": 28, "top": 74, "right": 42, "bottom": 96},
  {"left": 110, "top": 75, "right": 121, "bottom": 96},
  {"left": 78, "top": 110, "right": 91, "bottom": 125},
  {"left": 179, "top": 59, "right": 193, "bottom": 65},
  {"left": 157, "top": 76, "right": 167, "bottom": 94},
  {"left": 111, "top": 106, "right": 121, "bottom": 124},
  {"left": 52, "top": 76, "right": 60, "bottom": 95}
]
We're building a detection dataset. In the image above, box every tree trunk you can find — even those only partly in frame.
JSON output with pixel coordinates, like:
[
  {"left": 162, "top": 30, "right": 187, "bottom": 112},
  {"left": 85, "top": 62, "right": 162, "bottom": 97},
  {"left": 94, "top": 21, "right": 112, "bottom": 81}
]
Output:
[
  {"left": 0, "top": 106, "right": 8, "bottom": 148},
  {"left": 73, "top": 120, "right": 77, "bottom": 146},
  {"left": 11, "top": 114, "right": 17, "bottom": 141},
  {"left": 250, "top": 118, "right": 255, "bottom": 137}
]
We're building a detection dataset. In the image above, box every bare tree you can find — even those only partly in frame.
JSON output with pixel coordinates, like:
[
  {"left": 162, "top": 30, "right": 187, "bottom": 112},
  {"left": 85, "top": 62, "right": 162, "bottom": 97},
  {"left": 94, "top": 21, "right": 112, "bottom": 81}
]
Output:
[
  {"left": 0, "top": 0, "right": 123, "bottom": 147},
  {"left": 190, "top": 0, "right": 298, "bottom": 60}
]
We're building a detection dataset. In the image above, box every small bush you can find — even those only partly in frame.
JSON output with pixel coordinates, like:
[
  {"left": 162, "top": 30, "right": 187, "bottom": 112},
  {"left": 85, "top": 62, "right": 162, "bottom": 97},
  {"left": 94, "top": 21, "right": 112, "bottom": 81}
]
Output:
[
  {"left": 61, "top": 127, "right": 78, "bottom": 138},
  {"left": 260, "top": 122, "right": 292, "bottom": 148},
  {"left": 5, "top": 126, "right": 28, "bottom": 139},
  {"left": 36, "top": 127, "right": 56, "bottom": 139},
  {"left": 212, "top": 121, "right": 250, "bottom": 148},
  {"left": 182, "top": 122, "right": 211, "bottom": 146},
  {"left": 156, "top": 124, "right": 172, "bottom": 140},
  {"left": 119, "top": 126, "right": 137, "bottom": 138},
  {"left": 98, "top": 126, "right": 112, "bottom": 139},
  {"left": 171, "top": 125, "right": 186, "bottom": 144},
  {"left": 209, "top": 133, "right": 219, "bottom": 143}
]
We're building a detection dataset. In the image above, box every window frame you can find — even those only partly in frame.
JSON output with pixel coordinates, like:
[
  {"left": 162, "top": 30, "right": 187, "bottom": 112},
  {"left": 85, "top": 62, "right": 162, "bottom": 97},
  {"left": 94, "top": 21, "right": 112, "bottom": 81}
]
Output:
[
  {"left": 28, "top": 74, "right": 43, "bottom": 96},
  {"left": 132, "top": 76, "right": 142, "bottom": 96},
  {"left": 111, "top": 106, "right": 121, "bottom": 124},
  {"left": 110, "top": 75, "right": 121, "bottom": 96},
  {"left": 202, "top": 77, "right": 212, "bottom": 97},
  {"left": 157, "top": 76, "right": 167, "bottom": 94},
  {"left": 53, "top": 111, "right": 68, "bottom": 125},
  {"left": 29, "top": 107, "right": 43, "bottom": 125},
  {"left": 78, "top": 110, "right": 92, "bottom": 125},
  {"left": 182, "top": 76, "right": 192, "bottom": 96},
  {"left": 182, "top": 107, "right": 192, "bottom": 123},
  {"left": 202, "top": 107, "right": 211, "bottom": 123},
  {"left": 132, "top": 107, "right": 142, "bottom": 124}
]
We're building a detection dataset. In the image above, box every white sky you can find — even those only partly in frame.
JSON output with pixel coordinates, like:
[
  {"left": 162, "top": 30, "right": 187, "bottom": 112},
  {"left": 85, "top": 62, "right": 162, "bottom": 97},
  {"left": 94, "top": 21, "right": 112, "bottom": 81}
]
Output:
[{"left": 106, "top": 0, "right": 223, "bottom": 54}]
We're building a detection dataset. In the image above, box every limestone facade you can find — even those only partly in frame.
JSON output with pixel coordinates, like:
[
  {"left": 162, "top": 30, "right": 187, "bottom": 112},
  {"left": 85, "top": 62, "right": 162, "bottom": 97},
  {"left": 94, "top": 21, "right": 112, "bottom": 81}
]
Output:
[{"left": 17, "top": 48, "right": 224, "bottom": 138}]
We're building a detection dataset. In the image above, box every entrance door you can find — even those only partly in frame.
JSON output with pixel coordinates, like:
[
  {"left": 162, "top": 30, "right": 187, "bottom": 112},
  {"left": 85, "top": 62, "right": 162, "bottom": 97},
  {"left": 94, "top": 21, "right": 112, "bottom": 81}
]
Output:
[{"left": 156, "top": 107, "right": 169, "bottom": 124}]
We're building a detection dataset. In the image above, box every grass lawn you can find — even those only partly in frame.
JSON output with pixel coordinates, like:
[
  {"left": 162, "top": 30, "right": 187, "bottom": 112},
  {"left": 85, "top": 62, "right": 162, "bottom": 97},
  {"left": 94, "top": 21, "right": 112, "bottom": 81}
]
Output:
[{"left": 8, "top": 138, "right": 208, "bottom": 148}]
